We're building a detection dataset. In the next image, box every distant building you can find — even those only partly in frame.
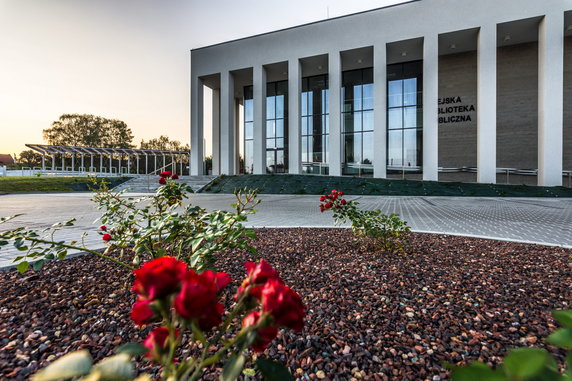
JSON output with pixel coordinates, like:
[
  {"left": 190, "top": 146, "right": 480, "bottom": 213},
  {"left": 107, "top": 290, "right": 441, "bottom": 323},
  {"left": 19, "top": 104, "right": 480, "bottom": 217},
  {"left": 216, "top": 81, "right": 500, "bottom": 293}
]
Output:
[
  {"left": 0, "top": 154, "right": 14, "bottom": 166},
  {"left": 190, "top": 0, "right": 572, "bottom": 186}
]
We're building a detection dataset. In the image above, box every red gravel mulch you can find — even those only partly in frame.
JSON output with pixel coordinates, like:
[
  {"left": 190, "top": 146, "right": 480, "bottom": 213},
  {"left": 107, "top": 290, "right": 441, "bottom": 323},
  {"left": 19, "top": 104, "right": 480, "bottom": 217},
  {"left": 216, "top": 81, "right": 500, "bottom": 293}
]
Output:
[{"left": 0, "top": 229, "right": 570, "bottom": 380}]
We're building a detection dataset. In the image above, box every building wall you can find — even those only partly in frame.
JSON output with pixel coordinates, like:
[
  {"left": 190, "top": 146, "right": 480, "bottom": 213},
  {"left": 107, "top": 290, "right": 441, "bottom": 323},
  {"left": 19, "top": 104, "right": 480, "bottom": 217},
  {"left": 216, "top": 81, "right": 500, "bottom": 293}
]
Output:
[
  {"left": 438, "top": 51, "right": 477, "bottom": 182},
  {"left": 563, "top": 36, "right": 572, "bottom": 172},
  {"left": 497, "top": 42, "right": 538, "bottom": 172}
]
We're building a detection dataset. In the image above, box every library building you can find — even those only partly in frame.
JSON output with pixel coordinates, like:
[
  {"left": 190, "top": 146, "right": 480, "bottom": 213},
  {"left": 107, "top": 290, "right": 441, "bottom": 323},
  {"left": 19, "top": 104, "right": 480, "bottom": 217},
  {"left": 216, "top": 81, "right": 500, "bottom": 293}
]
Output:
[{"left": 190, "top": 0, "right": 572, "bottom": 186}]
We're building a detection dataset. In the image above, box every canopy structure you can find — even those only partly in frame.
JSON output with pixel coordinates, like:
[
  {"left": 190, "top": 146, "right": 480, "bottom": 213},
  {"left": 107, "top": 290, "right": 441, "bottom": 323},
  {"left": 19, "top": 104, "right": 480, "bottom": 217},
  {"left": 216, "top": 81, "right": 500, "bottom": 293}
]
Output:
[{"left": 25, "top": 144, "right": 190, "bottom": 176}]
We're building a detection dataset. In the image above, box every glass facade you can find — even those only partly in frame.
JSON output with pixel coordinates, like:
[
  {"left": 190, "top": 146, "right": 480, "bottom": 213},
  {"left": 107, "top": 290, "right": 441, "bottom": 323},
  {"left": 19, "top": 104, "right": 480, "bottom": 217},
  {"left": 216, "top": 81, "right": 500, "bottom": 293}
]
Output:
[
  {"left": 301, "top": 75, "right": 329, "bottom": 175},
  {"left": 342, "top": 68, "right": 374, "bottom": 176},
  {"left": 266, "top": 81, "right": 288, "bottom": 173},
  {"left": 387, "top": 61, "right": 423, "bottom": 172},
  {"left": 243, "top": 85, "right": 254, "bottom": 174}
]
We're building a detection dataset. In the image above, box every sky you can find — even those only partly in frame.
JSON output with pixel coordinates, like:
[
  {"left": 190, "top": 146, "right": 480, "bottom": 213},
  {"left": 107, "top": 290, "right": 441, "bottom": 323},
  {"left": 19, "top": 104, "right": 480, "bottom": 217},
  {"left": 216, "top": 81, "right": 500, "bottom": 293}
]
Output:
[{"left": 0, "top": 0, "right": 407, "bottom": 157}]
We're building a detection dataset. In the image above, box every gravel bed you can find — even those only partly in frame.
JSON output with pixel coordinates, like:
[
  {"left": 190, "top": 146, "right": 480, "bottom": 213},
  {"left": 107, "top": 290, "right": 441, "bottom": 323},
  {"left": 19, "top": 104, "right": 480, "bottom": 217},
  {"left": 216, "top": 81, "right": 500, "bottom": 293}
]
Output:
[{"left": 0, "top": 229, "right": 570, "bottom": 380}]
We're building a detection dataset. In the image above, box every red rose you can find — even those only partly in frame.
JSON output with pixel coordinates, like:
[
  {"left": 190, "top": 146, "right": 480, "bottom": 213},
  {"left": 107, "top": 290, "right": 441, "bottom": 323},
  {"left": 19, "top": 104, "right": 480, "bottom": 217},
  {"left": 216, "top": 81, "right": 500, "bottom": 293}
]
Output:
[
  {"left": 242, "top": 311, "right": 278, "bottom": 352},
  {"left": 174, "top": 270, "right": 224, "bottom": 330},
  {"left": 131, "top": 299, "right": 156, "bottom": 326},
  {"left": 325, "top": 202, "right": 333, "bottom": 209},
  {"left": 133, "top": 257, "right": 186, "bottom": 300},
  {"left": 102, "top": 233, "right": 112, "bottom": 241},
  {"left": 143, "top": 326, "right": 178, "bottom": 360},
  {"left": 160, "top": 171, "right": 172, "bottom": 178},
  {"left": 341, "top": 199, "right": 347, "bottom": 205},
  {"left": 99, "top": 225, "right": 107, "bottom": 231},
  {"left": 262, "top": 279, "right": 305, "bottom": 332},
  {"left": 319, "top": 205, "right": 325, "bottom": 213},
  {"left": 319, "top": 195, "right": 326, "bottom": 202},
  {"left": 171, "top": 174, "right": 179, "bottom": 180},
  {"left": 201, "top": 270, "right": 231, "bottom": 292},
  {"left": 238, "top": 260, "right": 282, "bottom": 298},
  {"left": 158, "top": 177, "right": 166, "bottom": 185}
]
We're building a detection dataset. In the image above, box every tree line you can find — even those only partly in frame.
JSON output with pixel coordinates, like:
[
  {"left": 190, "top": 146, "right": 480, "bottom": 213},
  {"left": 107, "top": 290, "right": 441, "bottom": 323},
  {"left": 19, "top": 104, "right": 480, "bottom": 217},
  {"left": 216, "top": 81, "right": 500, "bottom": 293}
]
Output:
[{"left": 13, "top": 114, "right": 189, "bottom": 168}]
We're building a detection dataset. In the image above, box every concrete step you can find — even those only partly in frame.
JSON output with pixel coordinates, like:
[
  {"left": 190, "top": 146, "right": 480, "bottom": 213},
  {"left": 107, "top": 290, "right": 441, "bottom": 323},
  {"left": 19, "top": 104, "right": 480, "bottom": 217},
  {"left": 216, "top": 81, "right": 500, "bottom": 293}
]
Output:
[{"left": 113, "top": 175, "right": 217, "bottom": 193}]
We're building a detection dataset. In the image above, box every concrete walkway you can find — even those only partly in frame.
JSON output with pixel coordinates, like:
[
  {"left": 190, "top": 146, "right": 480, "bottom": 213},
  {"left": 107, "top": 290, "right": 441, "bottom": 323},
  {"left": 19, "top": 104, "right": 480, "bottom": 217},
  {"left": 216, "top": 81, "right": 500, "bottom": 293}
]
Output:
[{"left": 1, "top": 192, "right": 571, "bottom": 268}]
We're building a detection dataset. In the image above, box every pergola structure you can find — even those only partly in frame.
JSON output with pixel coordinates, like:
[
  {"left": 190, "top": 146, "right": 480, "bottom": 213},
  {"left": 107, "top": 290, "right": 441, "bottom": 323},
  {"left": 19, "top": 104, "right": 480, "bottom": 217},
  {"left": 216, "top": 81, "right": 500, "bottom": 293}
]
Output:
[{"left": 26, "top": 144, "right": 190, "bottom": 176}]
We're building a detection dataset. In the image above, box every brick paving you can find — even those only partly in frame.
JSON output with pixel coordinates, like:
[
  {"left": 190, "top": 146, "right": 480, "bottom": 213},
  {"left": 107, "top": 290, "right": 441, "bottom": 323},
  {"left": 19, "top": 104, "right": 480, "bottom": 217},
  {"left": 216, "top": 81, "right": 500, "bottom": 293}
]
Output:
[{"left": 1, "top": 192, "right": 571, "bottom": 268}]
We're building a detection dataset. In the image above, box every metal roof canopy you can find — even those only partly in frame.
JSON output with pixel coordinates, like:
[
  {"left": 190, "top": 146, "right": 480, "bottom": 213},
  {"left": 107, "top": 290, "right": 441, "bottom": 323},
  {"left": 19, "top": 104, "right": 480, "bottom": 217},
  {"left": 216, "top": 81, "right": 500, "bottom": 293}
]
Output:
[{"left": 26, "top": 144, "right": 189, "bottom": 156}]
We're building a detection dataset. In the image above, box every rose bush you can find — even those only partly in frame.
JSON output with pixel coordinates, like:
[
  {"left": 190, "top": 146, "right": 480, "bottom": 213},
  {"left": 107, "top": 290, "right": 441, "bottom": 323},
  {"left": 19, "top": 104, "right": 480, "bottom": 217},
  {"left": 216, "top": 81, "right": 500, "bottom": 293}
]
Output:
[
  {"left": 33, "top": 257, "right": 305, "bottom": 381},
  {"left": 320, "top": 189, "right": 411, "bottom": 253}
]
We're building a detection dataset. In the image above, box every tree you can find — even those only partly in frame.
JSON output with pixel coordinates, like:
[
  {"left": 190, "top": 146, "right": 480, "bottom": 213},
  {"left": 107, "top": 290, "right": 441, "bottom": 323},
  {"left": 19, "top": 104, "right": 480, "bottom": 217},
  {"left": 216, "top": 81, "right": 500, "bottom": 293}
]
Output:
[
  {"left": 43, "top": 114, "right": 134, "bottom": 148},
  {"left": 140, "top": 135, "right": 189, "bottom": 151},
  {"left": 17, "top": 150, "right": 43, "bottom": 167}
]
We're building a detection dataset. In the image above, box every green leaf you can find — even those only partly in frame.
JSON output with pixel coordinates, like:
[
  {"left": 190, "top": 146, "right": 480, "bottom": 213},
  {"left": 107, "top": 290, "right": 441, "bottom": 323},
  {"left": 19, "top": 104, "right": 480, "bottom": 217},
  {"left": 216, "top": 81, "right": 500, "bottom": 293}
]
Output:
[
  {"left": 0, "top": 240, "right": 9, "bottom": 246},
  {"left": 32, "top": 260, "right": 45, "bottom": 271},
  {"left": 547, "top": 328, "right": 572, "bottom": 349},
  {"left": 221, "top": 354, "right": 246, "bottom": 381},
  {"left": 92, "top": 353, "right": 134, "bottom": 380},
  {"left": 553, "top": 310, "right": 572, "bottom": 329},
  {"left": 115, "top": 343, "right": 148, "bottom": 357},
  {"left": 255, "top": 358, "right": 294, "bottom": 381},
  {"left": 32, "top": 350, "right": 93, "bottom": 381},
  {"left": 504, "top": 348, "right": 549, "bottom": 378},
  {"left": 448, "top": 362, "right": 505, "bottom": 381},
  {"left": 17, "top": 261, "right": 29, "bottom": 274}
]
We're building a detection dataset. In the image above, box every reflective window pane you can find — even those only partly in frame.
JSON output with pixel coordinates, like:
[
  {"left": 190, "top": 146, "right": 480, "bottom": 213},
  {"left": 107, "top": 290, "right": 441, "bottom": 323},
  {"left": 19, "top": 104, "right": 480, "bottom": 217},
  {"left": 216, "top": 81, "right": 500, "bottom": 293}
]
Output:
[
  {"left": 276, "top": 138, "right": 284, "bottom": 149},
  {"left": 343, "top": 113, "right": 354, "bottom": 133},
  {"left": 404, "top": 106, "right": 417, "bottom": 128},
  {"left": 301, "top": 136, "right": 309, "bottom": 162},
  {"left": 403, "top": 78, "right": 417, "bottom": 106},
  {"left": 244, "top": 140, "right": 254, "bottom": 174},
  {"left": 244, "top": 99, "right": 253, "bottom": 122},
  {"left": 362, "top": 84, "right": 373, "bottom": 110},
  {"left": 266, "top": 96, "right": 275, "bottom": 119},
  {"left": 363, "top": 110, "right": 373, "bottom": 132},
  {"left": 244, "top": 122, "right": 253, "bottom": 140},
  {"left": 276, "top": 95, "right": 285, "bottom": 119},
  {"left": 403, "top": 129, "right": 421, "bottom": 167},
  {"left": 266, "top": 151, "right": 274, "bottom": 173},
  {"left": 362, "top": 131, "right": 373, "bottom": 165},
  {"left": 388, "top": 130, "right": 403, "bottom": 167},
  {"left": 353, "top": 85, "right": 362, "bottom": 111},
  {"left": 276, "top": 119, "right": 284, "bottom": 138},
  {"left": 354, "top": 112, "right": 362, "bottom": 133},
  {"left": 388, "top": 108, "right": 403, "bottom": 130},
  {"left": 388, "top": 80, "right": 403, "bottom": 108},
  {"left": 266, "top": 138, "right": 275, "bottom": 149},
  {"left": 266, "top": 120, "right": 275, "bottom": 138}
]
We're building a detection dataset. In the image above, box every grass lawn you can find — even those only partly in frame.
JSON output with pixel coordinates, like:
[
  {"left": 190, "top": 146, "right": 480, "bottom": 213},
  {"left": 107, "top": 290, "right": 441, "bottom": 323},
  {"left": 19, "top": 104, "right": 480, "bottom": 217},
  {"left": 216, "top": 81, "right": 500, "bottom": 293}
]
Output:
[
  {"left": 0, "top": 177, "right": 128, "bottom": 193},
  {"left": 202, "top": 174, "right": 572, "bottom": 197}
]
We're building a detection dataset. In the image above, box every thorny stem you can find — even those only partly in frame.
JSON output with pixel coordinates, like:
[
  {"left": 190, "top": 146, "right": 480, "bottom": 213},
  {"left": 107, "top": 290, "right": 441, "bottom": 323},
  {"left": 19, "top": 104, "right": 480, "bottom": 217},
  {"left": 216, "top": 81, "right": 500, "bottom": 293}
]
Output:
[{"left": 23, "top": 236, "right": 134, "bottom": 270}]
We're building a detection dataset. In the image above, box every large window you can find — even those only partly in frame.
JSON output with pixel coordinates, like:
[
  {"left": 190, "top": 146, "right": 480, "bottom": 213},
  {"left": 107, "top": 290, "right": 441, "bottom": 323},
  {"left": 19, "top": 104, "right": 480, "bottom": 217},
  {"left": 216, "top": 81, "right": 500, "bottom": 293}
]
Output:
[
  {"left": 342, "top": 68, "right": 374, "bottom": 176},
  {"left": 301, "top": 75, "right": 329, "bottom": 175},
  {"left": 387, "top": 61, "right": 423, "bottom": 172},
  {"left": 266, "top": 81, "right": 288, "bottom": 173},
  {"left": 243, "top": 86, "right": 254, "bottom": 174}
]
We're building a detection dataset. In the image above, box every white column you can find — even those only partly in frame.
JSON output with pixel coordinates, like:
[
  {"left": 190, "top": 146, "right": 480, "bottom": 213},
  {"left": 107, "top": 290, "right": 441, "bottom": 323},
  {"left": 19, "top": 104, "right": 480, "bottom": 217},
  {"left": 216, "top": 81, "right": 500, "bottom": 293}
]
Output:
[
  {"left": 538, "top": 12, "right": 564, "bottom": 186},
  {"left": 423, "top": 34, "right": 439, "bottom": 181},
  {"left": 328, "top": 52, "right": 342, "bottom": 176},
  {"left": 253, "top": 65, "right": 267, "bottom": 174},
  {"left": 373, "top": 44, "right": 387, "bottom": 178},
  {"left": 477, "top": 24, "right": 498, "bottom": 184},
  {"left": 288, "top": 59, "right": 302, "bottom": 174},
  {"left": 190, "top": 76, "right": 204, "bottom": 176},
  {"left": 221, "top": 71, "right": 236, "bottom": 175},
  {"left": 212, "top": 88, "right": 221, "bottom": 175}
]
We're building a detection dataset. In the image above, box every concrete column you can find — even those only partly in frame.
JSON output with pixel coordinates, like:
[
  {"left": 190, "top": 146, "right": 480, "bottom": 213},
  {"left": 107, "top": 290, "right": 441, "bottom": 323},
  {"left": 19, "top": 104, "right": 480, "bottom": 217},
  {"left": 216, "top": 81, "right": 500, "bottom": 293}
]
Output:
[
  {"left": 221, "top": 71, "right": 236, "bottom": 175},
  {"left": 234, "top": 99, "right": 241, "bottom": 174},
  {"left": 477, "top": 24, "right": 497, "bottom": 184},
  {"left": 538, "top": 12, "right": 564, "bottom": 186},
  {"left": 328, "top": 51, "right": 342, "bottom": 176},
  {"left": 212, "top": 88, "right": 221, "bottom": 175},
  {"left": 253, "top": 65, "right": 267, "bottom": 174},
  {"left": 423, "top": 34, "right": 439, "bottom": 181},
  {"left": 373, "top": 43, "right": 387, "bottom": 178},
  {"left": 190, "top": 76, "right": 204, "bottom": 176},
  {"left": 288, "top": 59, "right": 301, "bottom": 174}
]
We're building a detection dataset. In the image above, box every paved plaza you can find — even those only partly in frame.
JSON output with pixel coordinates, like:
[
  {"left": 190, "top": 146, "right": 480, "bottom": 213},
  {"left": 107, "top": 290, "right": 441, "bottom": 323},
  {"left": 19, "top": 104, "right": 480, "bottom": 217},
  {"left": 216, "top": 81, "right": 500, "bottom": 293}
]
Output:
[{"left": 1, "top": 192, "right": 572, "bottom": 268}]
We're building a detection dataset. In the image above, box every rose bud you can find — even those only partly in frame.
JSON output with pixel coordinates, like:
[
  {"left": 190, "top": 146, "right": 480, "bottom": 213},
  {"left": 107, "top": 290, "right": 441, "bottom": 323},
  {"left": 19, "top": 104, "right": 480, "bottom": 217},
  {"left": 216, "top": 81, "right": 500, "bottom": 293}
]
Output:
[
  {"left": 159, "top": 171, "right": 172, "bottom": 178},
  {"left": 143, "top": 327, "right": 178, "bottom": 361},
  {"left": 242, "top": 311, "right": 278, "bottom": 352},
  {"left": 102, "top": 233, "right": 112, "bottom": 241},
  {"left": 158, "top": 177, "right": 166, "bottom": 185},
  {"left": 171, "top": 174, "right": 179, "bottom": 180},
  {"left": 99, "top": 225, "right": 107, "bottom": 231}
]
